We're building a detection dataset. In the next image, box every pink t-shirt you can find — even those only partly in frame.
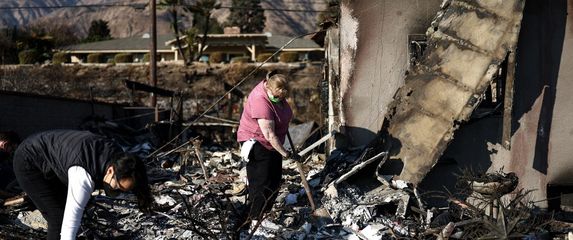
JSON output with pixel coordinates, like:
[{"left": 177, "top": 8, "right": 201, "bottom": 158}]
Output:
[{"left": 237, "top": 80, "right": 293, "bottom": 150}]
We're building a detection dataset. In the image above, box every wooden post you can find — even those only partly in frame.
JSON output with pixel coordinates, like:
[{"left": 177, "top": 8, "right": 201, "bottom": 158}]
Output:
[
  {"left": 502, "top": 52, "right": 516, "bottom": 149},
  {"left": 150, "top": 0, "right": 159, "bottom": 122},
  {"left": 227, "top": 93, "right": 233, "bottom": 120},
  {"left": 180, "top": 145, "right": 191, "bottom": 176},
  {"left": 178, "top": 93, "right": 184, "bottom": 123},
  {"left": 192, "top": 139, "right": 209, "bottom": 182}
]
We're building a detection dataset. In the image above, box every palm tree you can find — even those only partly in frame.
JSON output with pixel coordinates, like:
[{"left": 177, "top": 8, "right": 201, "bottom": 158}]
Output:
[
  {"left": 161, "top": 0, "right": 188, "bottom": 64},
  {"left": 183, "top": 28, "right": 198, "bottom": 62},
  {"left": 184, "top": 0, "right": 220, "bottom": 61}
]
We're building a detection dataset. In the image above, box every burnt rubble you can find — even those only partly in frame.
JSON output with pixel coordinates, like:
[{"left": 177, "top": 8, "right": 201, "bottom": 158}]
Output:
[{"left": 1, "top": 126, "right": 572, "bottom": 239}]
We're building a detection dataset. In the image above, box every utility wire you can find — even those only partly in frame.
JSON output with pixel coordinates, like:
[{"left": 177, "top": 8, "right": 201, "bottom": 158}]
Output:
[
  {"left": 262, "top": 0, "right": 330, "bottom": 5},
  {"left": 0, "top": 4, "right": 328, "bottom": 12},
  {"left": 216, "top": 6, "right": 328, "bottom": 12},
  {"left": 0, "top": 3, "right": 146, "bottom": 10},
  {"left": 111, "top": 109, "right": 171, "bottom": 122},
  {"left": 147, "top": 30, "right": 325, "bottom": 159}
]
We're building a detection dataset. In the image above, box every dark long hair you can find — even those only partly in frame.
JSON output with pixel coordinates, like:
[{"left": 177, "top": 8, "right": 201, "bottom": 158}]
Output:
[
  {"left": 0, "top": 131, "right": 20, "bottom": 151},
  {"left": 108, "top": 154, "right": 154, "bottom": 212}
]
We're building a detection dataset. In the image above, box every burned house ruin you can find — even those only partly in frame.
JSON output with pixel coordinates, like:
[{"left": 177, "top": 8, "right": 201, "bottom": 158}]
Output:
[
  {"left": 326, "top": 0, "right": 573, "bottom": 209},
  {"left": 1, "top": 0, "right": 573, "bottom": 239}
]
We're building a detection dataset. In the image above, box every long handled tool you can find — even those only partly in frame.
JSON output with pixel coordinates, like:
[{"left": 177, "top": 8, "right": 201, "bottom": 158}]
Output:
[{"left": 286, "top": 132, "right": 317, "bottom": 211}]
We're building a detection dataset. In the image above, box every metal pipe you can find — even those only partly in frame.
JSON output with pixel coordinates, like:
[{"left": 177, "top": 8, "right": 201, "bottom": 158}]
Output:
[
  {"left": 502, "top": 52, "right": 515, "bottom": 149},
  {"left": 297, "top": 130, "right": 336, "bottom": 157}
]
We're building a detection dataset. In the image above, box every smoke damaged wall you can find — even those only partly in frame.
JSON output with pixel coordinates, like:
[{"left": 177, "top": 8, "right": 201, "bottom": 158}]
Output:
[
  {"left": 385, "top": 0, "right": 525, "bottom": 185},
  {"left": 485, "top": 0, "right": 570, "bottom": 207},
  {"left": 337, "top": 0, "right": 442, "bottom": 146},
  {"left": 546, "top": 0, "right": 573, "bottom": 186}
]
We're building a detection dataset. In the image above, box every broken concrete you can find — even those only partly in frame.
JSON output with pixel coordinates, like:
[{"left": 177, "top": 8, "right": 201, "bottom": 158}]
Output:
[{"left": 15, "top": 210, "right": 47, "bottom": 230}]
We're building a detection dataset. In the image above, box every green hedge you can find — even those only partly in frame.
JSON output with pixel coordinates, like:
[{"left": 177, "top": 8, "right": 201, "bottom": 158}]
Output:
[
  {"left": 279, "top": 52, "right": 298, "bottom": 63},
  {"left": 114, "top": 53, "right": 133, "bottom": 63},
  {"left": 143, "top": 53, "right": 161, "bottom": 62},
  {"left": 52, "top": 52, "right": 68, "bottom": 64},
  {"left": 256, "top": 53, "right": 274, "bottom": 62},
  {"left": 18, "top": 49, "right": 42, "bottom": 64},
  {"left": 87, "top": 53, "right": 103, "bottom": 63},
  {"left": 230, "top": 56, "right": 250, "bottom": 64},
  {"left": 209, "top": 52, "right": 224, "bottom": 63}
]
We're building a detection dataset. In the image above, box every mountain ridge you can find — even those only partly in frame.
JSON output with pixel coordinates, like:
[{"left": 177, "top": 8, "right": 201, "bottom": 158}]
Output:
[{"left": 0, "top": 0, "right": 325, "bottom": 39}]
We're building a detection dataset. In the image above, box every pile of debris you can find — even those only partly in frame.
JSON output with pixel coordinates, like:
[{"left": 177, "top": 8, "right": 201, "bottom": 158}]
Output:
[{"left": 1, "top": 126, "right": 572, "bottom": 239}]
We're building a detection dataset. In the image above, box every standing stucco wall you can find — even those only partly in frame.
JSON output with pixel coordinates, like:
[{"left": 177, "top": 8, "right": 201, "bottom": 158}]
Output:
[
  {"left": 487, "top": 0, "right": 569, "bottom": 207},
  {"left": 338, "top": 0, "right": 442, "bottom": 146},
  {"left": 547, "top": 0, "right": 573, "bottom": 186}
]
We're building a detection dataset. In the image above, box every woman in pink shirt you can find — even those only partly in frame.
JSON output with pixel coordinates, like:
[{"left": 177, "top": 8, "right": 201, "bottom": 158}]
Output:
[{"left": 237, "top": 72, "right": 294, "bottom": 225}]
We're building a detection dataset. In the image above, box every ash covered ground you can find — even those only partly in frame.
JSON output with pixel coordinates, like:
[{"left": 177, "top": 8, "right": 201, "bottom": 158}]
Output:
[{"left": 2, "top": 122, "right": 573, "bottom": 239}]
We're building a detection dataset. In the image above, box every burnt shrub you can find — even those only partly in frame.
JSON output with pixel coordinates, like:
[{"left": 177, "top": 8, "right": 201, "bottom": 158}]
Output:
[
  {"left": 18, "top": 49, "right": 42, "bottom": 64},
  {"left": 223, "top": 64, "right": 256, "bottom": 85},
  {"left": 52, "top": 52, "right": 68, "bottom": 64}
]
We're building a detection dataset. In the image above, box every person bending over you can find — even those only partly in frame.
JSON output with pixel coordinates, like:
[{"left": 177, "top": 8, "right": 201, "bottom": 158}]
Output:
[
  {"left": 0, "top": 131, "right": 21, "bottom": 195},
  {"left": 13, "top": 130, "right": 153, "bottom": 240}
]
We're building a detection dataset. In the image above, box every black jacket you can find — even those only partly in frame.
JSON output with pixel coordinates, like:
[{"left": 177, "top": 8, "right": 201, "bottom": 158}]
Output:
[{"left": 13, "top": 130, "right": 122, "bottom": 188}]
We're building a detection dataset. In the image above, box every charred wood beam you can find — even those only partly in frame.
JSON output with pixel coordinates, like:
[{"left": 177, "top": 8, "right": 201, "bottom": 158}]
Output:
[
  {"left": 178, "top": 193, "right": 217, "bottom": 239},
  {"left": 203, "top": 115, "right": 239, "bottom": 124},
  {"left": 502, "top": 51, "right": 516, "bottom": 149},
  {"left": 183, "top": 122, "right": 238, "bottom": 127},
  {"left": 192, "top": 139, "right": 210, "bottom": 183},
  {"left": 124, "top": 80, "right": 175, "bottom": 97},
  {"left": 156, "top": 136, "right": 200, "bottom": 158},
  {"left": 179, "top": 145, "right": 192, "bottom": 176},
  {"left": 332, "top": 151, "right": 388, "bottom": 186}
]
